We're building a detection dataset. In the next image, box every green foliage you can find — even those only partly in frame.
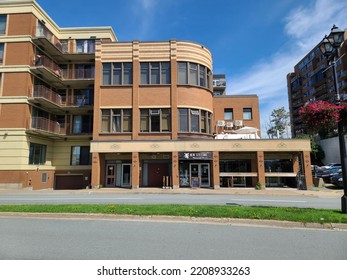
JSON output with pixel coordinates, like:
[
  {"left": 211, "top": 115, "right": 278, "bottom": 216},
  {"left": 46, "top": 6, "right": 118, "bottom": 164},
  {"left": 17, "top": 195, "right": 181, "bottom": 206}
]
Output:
[
  {"left": 296, "top": 134, "right": 325, "bottom": 163},
  {"left": 0, "top": 204, "right": 346, "bottom": 224},
  {"left": 267, "top": 107, "right": 290, "bottom": 138}
]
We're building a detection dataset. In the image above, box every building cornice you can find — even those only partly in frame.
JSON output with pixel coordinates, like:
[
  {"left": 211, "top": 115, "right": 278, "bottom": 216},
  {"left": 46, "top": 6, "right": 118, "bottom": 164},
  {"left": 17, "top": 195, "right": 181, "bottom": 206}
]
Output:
[{"left": 0, "top": 0, "right": 117, "bottom": 41}]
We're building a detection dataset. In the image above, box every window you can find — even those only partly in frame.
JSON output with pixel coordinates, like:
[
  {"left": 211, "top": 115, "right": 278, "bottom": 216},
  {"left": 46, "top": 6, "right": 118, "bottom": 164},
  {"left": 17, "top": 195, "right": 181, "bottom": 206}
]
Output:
[
  {"left": 102, "top": 63, "right": 133, "bottom": 85},
  {"left": 75, "top": 64, "right": 94, "bottom": 79},
  {"left": 189, "top": 63, "right": 198, "bottom": 85},
  {"left": 243, "top": 108, "right": 252, "bottom": 120},
  {"left": 190, "top": 109, "right": 199, "bottom": 132},
  {"left": 61, "top": 40, "right": 68, "bottom": 53},
  {"left": 101, "top": 109, "right": 132, "bottom": 133},
  {"left": 224, "top": 108, "right": 233, "bottom": 120},
  {"left": 178, "top": 62, "right": 187, "bottom": 84},
  {"left": 29, "top": 143, "right": 46, "bottom": 165},
  {"left": 74, "top": 89, "right": 94, "bottom": 106},
  {"left": 179, "top": 108, "right": 188, "bottom": 132},
  {"left": 140, "top": 108, "right": 171, "bottom": 132},
  {"left": 41, "top": 173, "right": 47, "bottom": 183},
  {"left": 178, "top": 62, "right": 211, "bottom": 89},
  {"left": 140, "top": 62, "right": 171, "bottom": 85},
  {"left": 179, "top": 108, "right": 212, "bottom": 134},
  {"left": 76, "top": 39, "right": 95, "bottom": 53},
  {"left": 0, "top": 43, "right": 3, "bottom": 63},
  {"left": 71, "top": 146, "right": 91, "bottom": 165},
  {"left": 0, "top": 15, "right": 7, "bottom": 34},
  {"left": 199, "top": 65, "right": 206, "bottom": 87},
  {"left": 73, "top": 115, "right": 93, "bottom": 134}
]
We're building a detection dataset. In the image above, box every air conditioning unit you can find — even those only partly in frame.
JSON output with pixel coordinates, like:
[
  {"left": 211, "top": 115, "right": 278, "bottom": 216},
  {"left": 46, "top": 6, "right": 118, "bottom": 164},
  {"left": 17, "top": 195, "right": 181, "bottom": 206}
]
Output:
[
  {"left": 216, "top": 120, "right": 225, "bottom": 126},
  {"left": 150, "top": 109, "right": 160, "bottom": 115},
  {"left": 226, "top": 122, "right": 233, "bottom": 128},
  {"left": 234, "top": 120, "right": 243, "bottom": 126}
]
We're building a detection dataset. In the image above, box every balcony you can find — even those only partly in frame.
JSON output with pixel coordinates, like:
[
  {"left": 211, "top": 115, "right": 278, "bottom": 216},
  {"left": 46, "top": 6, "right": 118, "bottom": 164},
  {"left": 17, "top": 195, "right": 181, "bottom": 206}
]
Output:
[
  {"left": 33, "top": 85, "right": 62, "bottom": 104},
  {"left": 32, "top": 26, "right": 66, "bottom": 64},
  {"left": 31, "top": 56, "right": 95, "bottom": 87},
  {"left": 62, "top": 69, "right": 94, "bottom": 80},
  {"left": 31, "top": 117, "right": 61, "bottom": 135},
  {"left": 28, "top": 85, "right": 63, "bottom": 113},
  {"left": 31, "top": 55, "right": 64, "bottom": 87}
]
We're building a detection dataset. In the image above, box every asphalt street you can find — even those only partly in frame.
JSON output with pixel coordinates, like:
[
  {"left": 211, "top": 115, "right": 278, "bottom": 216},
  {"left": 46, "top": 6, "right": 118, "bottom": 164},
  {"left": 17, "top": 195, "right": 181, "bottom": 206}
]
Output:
[{"left": 1, "top": 216, "right": 346, "bottom": 260}]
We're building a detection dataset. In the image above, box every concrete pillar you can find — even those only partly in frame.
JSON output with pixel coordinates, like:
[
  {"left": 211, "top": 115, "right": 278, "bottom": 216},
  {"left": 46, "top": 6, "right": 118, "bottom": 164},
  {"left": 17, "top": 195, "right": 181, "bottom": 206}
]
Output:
[
  {"left": 256, "top": 151, "right": 265, "bottom": 189},
  {"left": 91, "top": 152, "right": 101, "bottom": 187},
  {"left": 303, "top": 151, "right": 313, "bottom": 187},
  {"left": 212, "top": 151, "right": 220, "bottom": 189},
  {"left": 172, "top": 151, "right": 179, "bottom": 189},
  {"left": 131, "top": 152, "right": 139, "bottom": 189}
]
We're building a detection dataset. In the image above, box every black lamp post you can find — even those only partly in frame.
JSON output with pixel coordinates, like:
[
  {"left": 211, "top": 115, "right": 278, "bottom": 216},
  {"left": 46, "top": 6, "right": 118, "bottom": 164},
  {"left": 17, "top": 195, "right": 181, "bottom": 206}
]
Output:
[{"left": 319, "top": 25, "right": 347, "bottom": 213}]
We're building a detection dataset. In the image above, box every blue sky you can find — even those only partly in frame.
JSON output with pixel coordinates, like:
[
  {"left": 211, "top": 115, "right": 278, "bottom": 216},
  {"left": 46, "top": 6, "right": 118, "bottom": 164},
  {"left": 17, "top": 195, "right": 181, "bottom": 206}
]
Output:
[{"left": 35, "top": 0, "right": 347, "bottom": 137}]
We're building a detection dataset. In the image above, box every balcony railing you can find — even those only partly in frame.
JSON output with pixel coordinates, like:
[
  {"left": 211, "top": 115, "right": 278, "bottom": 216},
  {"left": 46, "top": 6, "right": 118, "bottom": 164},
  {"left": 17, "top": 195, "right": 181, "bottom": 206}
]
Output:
[
  {"left": 31, "top": 117, "right": 61, "bottom": 134},
  {"left": 62, "top": 69, "right": 95, "bottom": 80},
  {"left": 33, "top": 85, "right": 62, "bottom": 105},
  {"left": 35, "top": 26, "right": 63, "bottom": 52},
  {"left": 34, "top": 55, "right": 63, "bottom": 76}
]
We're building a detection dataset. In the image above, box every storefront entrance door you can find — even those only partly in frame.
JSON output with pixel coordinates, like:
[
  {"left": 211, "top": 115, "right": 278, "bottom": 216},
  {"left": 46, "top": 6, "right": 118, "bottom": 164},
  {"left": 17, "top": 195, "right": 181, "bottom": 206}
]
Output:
[
  {"left": 189, "top": 163, "right": 210, "bottom": 187},
  {"left": 148, "top": 163, "right": 169, "bottom": 187},
  {"left": 105, "top": 164, "right": 116, "bottom": 187}
]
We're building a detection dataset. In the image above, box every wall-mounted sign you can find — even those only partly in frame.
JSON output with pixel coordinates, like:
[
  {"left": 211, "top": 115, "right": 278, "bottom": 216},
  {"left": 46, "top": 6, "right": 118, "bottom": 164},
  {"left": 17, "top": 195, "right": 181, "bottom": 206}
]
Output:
[{"left": 179, "top": 152, "right": 212, "bottom": 160}]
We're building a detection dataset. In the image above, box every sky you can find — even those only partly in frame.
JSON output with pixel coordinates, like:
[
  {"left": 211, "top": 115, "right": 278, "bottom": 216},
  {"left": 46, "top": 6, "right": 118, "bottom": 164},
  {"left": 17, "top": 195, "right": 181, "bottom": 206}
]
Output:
[{"left": 33, "top": 0, "right": 347, "bottom": 137}]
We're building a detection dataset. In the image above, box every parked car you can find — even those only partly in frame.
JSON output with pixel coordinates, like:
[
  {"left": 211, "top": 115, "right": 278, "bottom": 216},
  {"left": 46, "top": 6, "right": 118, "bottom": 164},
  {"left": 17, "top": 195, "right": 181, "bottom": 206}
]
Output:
[
  {"left": 320, "top": 163, "right": 341, "bottom": 171},
  {"left": 317, "top": 167, "right": 342, "bottom": 183},
  {"left": 331, "top": 173, "right": 343, "bottom": 188}
]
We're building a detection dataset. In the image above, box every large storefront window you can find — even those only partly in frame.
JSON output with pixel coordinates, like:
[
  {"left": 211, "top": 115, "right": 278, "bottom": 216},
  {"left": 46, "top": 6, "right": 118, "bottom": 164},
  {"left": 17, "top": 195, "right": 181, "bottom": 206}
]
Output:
[{"left": 179, "top": 152, "right": 212, "bottom": 188}]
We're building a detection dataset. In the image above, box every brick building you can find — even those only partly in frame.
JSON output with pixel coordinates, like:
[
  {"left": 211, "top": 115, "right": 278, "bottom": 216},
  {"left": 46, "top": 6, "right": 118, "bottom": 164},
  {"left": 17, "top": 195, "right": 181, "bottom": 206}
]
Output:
[{"left": 0, "top": 0, "right": 313, "bottom": 190}]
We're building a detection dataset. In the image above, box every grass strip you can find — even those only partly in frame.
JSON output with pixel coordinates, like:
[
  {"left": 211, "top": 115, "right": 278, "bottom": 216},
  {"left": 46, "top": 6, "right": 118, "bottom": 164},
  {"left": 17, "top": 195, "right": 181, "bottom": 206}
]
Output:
[{"left": 0, "top": 204, "right": 346, "bottom": 224}]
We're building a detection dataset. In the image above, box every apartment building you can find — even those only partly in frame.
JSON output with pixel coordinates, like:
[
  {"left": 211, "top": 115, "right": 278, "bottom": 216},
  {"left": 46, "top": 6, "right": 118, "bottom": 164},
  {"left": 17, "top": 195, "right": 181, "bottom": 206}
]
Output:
[
  {"left": 0, "top": 0, "right": 313, "bottom": 190},
  {"left": 287, "top": 30, "right": 347, "bottom": 137}
]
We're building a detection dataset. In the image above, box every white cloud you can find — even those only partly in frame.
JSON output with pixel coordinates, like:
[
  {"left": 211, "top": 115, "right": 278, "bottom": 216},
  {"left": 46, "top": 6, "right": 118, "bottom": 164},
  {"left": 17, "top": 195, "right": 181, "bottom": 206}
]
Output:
[
  {"left": 229, "top": 0, "right": 347, "bottom": 138},
  {"left": 132, "top": 0, "right": 160, "bottom": 39}
]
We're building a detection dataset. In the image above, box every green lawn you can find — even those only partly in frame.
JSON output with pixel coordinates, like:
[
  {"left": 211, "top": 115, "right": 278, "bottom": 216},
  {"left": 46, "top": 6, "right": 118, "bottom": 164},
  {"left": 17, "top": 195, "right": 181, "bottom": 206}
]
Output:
[{"left": 0, "top": 204, "right": 346, "bottom": 224}]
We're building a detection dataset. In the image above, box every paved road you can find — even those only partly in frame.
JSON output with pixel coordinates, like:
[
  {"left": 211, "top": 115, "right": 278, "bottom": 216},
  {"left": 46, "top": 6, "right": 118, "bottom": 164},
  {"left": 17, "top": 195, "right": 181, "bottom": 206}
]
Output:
[
  {"left": 0, "top": 216, "right": 346, "bottom": 260},
  {"left": 0, "top": 191, "right": 342, "bottom": 209}
]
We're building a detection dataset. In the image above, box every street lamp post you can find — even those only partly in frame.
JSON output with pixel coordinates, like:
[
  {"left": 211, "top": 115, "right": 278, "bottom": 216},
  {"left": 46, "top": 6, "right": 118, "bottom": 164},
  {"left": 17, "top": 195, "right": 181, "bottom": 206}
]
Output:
[{"left": 319, "top": 25, "right": 347, "bottom": 213}]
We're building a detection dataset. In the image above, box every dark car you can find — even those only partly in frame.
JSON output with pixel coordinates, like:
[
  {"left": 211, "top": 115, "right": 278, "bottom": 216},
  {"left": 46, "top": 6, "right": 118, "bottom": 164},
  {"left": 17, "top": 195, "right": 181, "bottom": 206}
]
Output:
[
  {"left": 331, "top": 172, "right": 343, "bottom": 187},
  {"left": 317, "top": 167, "right": 342, "bottom": 183}
]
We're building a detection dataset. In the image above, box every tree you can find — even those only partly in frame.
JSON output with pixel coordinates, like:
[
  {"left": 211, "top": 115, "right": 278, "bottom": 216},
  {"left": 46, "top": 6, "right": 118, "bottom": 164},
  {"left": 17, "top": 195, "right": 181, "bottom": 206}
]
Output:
[
  {"left": 299, "top": 101, "right": 340, "bottom": 138},
  {"left": 296, "top": 134, "right": 325, "bottom": 165},
  {"left": 267, "top": 107, "right": 290, "bottom": 138}
]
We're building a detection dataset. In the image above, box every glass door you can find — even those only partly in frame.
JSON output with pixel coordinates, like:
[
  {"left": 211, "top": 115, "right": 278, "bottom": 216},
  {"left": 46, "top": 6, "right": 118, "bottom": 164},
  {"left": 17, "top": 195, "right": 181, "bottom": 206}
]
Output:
[
  {"left": 200, "top": 163, "right": 210, "bottom": 187},
  {"left": 121, "top": 164, "right": 131, "bottom": 187},
  {"left": 105, "top": 164, "right": 116, "bottom": 187},
  {"left": 189, "top": 163, "right": 210, "bottom": 188}
]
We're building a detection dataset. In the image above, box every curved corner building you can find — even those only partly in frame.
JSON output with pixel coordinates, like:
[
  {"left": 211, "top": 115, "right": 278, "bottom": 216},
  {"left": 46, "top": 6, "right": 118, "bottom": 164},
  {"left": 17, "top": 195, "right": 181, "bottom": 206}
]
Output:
[{"left": 0, "top": 0, "right": 313, "bottom": 190}]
